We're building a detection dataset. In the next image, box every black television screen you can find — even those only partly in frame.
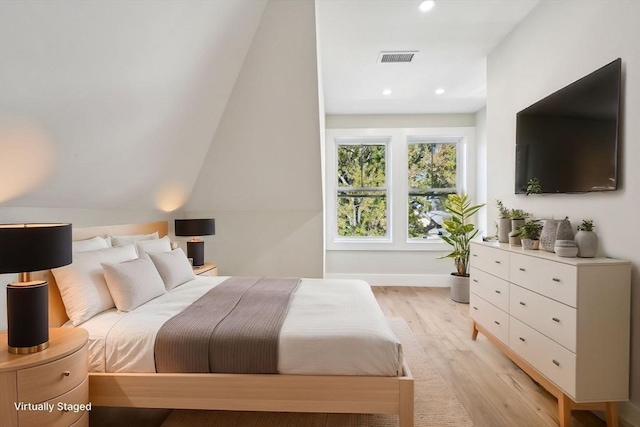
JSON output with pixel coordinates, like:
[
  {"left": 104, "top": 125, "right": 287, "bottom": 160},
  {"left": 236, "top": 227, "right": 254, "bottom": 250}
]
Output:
[{"left": 515, "top": 58, "right": 621, "bottom": 194}]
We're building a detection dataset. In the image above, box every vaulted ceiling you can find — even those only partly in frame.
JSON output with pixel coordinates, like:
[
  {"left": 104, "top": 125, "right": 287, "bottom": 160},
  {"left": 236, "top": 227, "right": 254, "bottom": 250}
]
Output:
[{"left": 0, "top": 0, "right": 266, "bottom": 211}]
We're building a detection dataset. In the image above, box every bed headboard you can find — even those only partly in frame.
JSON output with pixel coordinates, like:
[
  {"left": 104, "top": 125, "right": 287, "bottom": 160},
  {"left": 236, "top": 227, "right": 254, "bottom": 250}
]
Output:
[{"left": 31, "top": 221, "right": 169, "bottom": 327}]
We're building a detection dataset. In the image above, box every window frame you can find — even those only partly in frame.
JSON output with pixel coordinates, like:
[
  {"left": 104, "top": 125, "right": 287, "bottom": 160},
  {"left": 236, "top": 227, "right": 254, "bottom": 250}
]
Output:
[
  {"left": 332, "top": 137, "right": 391, "bottom": 243},
  {"left": 406, "top": 136, "right": 462, "bottom": 242},
  {"left": 324, "top": 127, "right": 476, "bottom": 252}
]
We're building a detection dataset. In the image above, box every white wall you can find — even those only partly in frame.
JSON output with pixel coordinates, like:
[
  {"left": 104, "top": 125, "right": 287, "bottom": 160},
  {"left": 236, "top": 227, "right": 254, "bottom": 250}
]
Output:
[
  {"left": 475, "top": 107, "right": 488, "bottom": 234},
  {"left": 487, "top": 0, "right": 640, "bottom": 409},
  {"left": 185, "top": 0, "right": 323, "bottom": 278},
  {"left": 325, "top": 114, "right": 482, "bottom": 285}
]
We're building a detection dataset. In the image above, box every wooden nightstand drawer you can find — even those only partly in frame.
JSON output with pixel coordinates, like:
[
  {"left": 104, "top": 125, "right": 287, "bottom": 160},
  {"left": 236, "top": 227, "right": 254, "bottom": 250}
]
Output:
[
  {"left": 17, "top": 343, "right": 88, "bottom": 403},
  {"left": 18, "top": 376, "right": 88, "bottom": 427}
]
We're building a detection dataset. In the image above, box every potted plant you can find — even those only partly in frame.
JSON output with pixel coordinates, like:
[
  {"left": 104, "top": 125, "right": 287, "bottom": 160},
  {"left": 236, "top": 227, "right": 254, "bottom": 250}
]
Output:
[
  {"left": 518, "top": 220, "right": 543, "bottom": 250},
  {"left": 496, "top": 200, "right": 511, "bottom": 243},
  {"left": 508, "top": 208, "right": 530, "bottom": 246},
  {"left": 575, "top": 219, "right": 598, "bottom": 257},
  {"left": 440, "top": 194, "right": 484, "bottom": 303}
]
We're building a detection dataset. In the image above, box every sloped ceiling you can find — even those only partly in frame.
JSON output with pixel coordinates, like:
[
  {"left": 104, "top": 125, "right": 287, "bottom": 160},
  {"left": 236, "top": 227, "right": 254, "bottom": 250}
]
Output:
[{"left": 0, "top": 0, "right": 266, "bottom": 211}]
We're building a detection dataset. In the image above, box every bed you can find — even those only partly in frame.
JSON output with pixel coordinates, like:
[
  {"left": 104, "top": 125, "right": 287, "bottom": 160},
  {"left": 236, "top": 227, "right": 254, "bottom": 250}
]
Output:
[{"left": 37, "top": 221, "right": 414, "bottom": 426}]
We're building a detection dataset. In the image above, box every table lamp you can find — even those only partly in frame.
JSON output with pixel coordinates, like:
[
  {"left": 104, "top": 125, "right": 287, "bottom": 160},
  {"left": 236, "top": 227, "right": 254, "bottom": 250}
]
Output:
[
  {"left": 174, "top": 219, "right": 215, "bottom": 267},
  {"left": 0, "top": 223, "right": 72, "bottom": 354}
]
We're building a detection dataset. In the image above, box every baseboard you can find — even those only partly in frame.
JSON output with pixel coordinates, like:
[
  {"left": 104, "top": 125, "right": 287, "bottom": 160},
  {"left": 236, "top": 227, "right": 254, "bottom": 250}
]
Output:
[
  {"left": 618, "top": 400, "right": 640, "bottom": 427},
  {"left": 324, "top": 273, "right": 452, "bottom": 287}
]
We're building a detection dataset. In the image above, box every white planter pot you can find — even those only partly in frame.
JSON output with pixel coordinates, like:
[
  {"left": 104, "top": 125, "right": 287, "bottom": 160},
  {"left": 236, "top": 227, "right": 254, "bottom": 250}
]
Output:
[
  {"left": 575, "top": 230, "right": 598, "bottom": 258},
  {"left": 522, "top": 239, "right": 539, "bottom": 250},
  {"left": 450, "top": 274, "right": 470, "bottom": 304}
]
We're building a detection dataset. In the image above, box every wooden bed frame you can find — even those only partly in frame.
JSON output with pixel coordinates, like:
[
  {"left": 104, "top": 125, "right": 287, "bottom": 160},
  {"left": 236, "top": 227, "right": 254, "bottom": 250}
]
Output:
[{"left": 37, "top": 221, "right": 415, "bottom": 427}]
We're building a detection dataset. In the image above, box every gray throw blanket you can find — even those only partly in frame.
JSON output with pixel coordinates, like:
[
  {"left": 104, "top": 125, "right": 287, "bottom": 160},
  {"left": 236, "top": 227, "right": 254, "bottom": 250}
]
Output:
[{"left": 154, "top": 277, "right": 300, "bottom": 374}]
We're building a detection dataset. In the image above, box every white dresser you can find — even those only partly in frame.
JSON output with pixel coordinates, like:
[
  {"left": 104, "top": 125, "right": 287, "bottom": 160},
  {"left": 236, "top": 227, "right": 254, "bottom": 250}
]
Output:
[{"left": 469, "top": 241, "right": 630, "bottom": 427}]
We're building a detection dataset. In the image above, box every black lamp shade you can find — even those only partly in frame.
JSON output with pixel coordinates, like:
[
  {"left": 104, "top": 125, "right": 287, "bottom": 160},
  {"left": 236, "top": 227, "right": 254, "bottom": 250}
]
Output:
[
  {"left": 175, "top": 219, "right": 215, "bottom": 237},
  {"left": 0, "top": 224, "right": 72, "bottom": 273}
]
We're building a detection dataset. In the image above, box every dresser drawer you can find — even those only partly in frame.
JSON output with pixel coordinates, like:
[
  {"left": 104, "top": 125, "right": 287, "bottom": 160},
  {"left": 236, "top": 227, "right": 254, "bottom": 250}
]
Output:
[
  {"left": 470, "top": 244, "right": 509, "bottom": 279},
  {"left": 510, "top": 317, "right": 576, "bottom": 398},
  {"left": 470, "top": 293, "right": 509, "bottom": 345},
  {"left": 510, "top": 284, "right": 577, "bottom": 352},
  {"left": 17, "top": 344, "right": 88, "bottom": 403},
  {"left": 18, "top": 377, "right": 88, "bottom": 427},
  {"left": 509, "top": 253, "right": 577, "bottom": 307},
  {"left": 470, "top": 267, "right": 509, "bottom": 311}
]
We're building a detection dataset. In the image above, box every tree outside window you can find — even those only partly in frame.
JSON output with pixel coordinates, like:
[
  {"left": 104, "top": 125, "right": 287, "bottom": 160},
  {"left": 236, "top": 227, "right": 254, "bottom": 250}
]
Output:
[
  {"left": 336, "top": 143, "right": 387, "bottom": 237},
  {"left": 408, "top": 142, "right": 457, "bottom": 239}
]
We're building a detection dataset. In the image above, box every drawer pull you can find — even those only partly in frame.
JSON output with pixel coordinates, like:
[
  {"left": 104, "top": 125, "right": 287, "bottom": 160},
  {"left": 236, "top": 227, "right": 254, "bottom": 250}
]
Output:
[
  {"left": 472, "top": 279, "right": 478, "bottom": 283},
  {"left": 494, "top": 290, "right": 501, "bottom": 294},
  {"left": 62, "top": 371, "right": 71, "bottom": 377},
  {"left": 519, "top": 301, "right": 526, "bottom": 306},
  {"left": 552, "top": 359, "right": 560, "bottom": 367},
  {"left": 494, "top": 320, "right": 500, "bottom": 325},
  {"left": 552, "top": 278, "right": 561, "bottom": 282},
  {"left": 519, "top": 337, "right": 525, "bottom": 342},
  {"left": 519, "top": 267, "right": 526, "bottom": 272},
  {"left": 494, "top": 260, "right": 501, "bottom": 264},
  {"left": 472, "top": 306, "right": 478, "bottom": 310},
  {"left": 552, "top": 317, "right": 560, "bottom": 323}
]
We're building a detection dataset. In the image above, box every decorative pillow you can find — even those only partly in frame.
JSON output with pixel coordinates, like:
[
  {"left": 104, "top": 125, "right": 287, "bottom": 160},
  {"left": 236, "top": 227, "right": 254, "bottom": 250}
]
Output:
[
  {"left": 110, "top": 231, "right": 159, "bottom": 247},
  {"left": 52, "top": 244, "right": 138, "bottom": 326},
  {"left": 101, "top": 257, "right": 166, "bottom": 312},
  {"left": 135, "top": 236, "right": 171, "bottom": 257},
  {"left": 72, "top": 236, "right": 110, "bottom": 252},
  {"left": 148, "top": 248, "right": 196, "bottom": 291}
]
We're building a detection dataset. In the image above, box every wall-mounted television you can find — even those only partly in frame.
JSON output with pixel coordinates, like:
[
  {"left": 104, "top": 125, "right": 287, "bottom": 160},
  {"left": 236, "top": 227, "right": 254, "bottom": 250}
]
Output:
[{"left": 515, "top": 58, "right": 621, "bottom": 194}]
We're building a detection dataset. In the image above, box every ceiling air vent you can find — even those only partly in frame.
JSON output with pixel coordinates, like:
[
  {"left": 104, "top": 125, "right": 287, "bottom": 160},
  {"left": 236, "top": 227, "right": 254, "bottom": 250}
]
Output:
[{"left": 378, "top": 51, "right": 418, "bottom": 64}]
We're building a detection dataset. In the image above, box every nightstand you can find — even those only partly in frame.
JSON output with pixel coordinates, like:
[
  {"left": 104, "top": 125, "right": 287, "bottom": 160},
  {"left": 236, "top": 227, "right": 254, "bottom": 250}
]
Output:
[
  {"left": 193, "top": 262, "right": 218, "bottom": 276},
  {"left": 0, "top": 328, "right": 89, "bottom": 427}
]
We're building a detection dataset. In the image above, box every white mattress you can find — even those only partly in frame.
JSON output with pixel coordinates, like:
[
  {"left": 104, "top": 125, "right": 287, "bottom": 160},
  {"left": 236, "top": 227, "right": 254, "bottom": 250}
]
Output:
[{"left": 75, "top": 276, "right": 403, "bottom": 376}]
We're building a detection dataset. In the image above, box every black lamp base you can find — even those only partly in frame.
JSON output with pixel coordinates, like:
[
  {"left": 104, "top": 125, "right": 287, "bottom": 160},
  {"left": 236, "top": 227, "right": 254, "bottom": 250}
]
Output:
[
  {"left": 7, "top": 281, "right": 49, "bottom": 354},
  {"left": 187, "top": 240, "right": 205, "bottom": 267}
]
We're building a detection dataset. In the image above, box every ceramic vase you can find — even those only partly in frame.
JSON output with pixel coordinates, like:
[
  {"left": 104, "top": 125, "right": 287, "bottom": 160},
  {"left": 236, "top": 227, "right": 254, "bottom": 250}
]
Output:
[
  {"left": 450, "top": 274, "right": 470, "bottom": 304},
  {"left": 555, "top": 219, "right": 574, "bottom": 241},
  {"left": 540, "top": 219, "right": 558, "bottom": 252},
  {"left": 497, "top": 218, "right": 511, "bottom": 243},
  {"left": 522, "top": 239, "right": 539, "bottom": 250},
  {"left": 575, "top": 230, "right": 598, "bottom": 258}
]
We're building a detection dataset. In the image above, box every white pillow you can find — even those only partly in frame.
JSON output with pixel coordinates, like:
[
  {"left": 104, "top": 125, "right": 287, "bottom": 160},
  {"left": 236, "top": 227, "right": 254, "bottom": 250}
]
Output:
[
  {"left": 52, "top": 244, "right": 138, "bottom": 326},
  {"left": 135, "top": 236, "right": 171, "bottom": 257},
  {"left": 101, "top": 257, "right": 166, "bottom": 312},
  {"left": 148, "top": 248, "right": 196, "bottom": 291},
  {"left": 72, "top": 236, "right": 110, "bottom": 252},
  {"left": 111, "top": 231, "right": 159, "bottom": 247}
]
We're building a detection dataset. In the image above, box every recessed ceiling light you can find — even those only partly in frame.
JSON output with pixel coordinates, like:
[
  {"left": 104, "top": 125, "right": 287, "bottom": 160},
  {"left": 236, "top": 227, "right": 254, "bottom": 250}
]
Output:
[
  {"left": 435, "top": 88, "right": 445, "bottom": 95},
  {"left": 382, "top": 89, "right": 392, "bottom": 96},
  {"left": 419, "top": 0, "right": 436, "bottom": 12}
]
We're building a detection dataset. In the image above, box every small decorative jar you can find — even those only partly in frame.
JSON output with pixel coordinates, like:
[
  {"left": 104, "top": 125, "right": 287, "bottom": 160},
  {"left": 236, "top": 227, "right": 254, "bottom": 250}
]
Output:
[{"left": 555, "top": 240, "right": 578, "bottom": 257}]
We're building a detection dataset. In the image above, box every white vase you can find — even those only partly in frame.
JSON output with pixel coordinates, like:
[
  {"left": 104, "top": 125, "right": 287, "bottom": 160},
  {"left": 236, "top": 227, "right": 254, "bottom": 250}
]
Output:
[
  {"left": 575, "top": 230, "right": 598, "bottom": 258},
  {"left": 497, "top": 218, "right": 511, "bottom": 243}
]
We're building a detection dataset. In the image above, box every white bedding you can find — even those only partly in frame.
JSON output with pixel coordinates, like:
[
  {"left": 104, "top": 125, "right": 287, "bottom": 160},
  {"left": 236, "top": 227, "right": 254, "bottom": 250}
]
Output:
[{"left": 75, "top": 276, "right": 403, "bottom": 376}]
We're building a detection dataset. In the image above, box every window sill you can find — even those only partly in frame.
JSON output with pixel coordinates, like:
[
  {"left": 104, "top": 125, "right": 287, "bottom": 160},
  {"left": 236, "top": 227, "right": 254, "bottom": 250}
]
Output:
[{"left": 327, "top": 240, "right": 449, "bottom": 252}]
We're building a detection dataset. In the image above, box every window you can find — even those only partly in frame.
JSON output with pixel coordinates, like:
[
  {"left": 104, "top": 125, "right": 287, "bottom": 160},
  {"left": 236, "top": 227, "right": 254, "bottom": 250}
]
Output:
[
  {"left": 336, "top": 141, "right": 388, "bottom": 238},
  {"left": 407, "top": 141, "right": 457, "bottom": 240}
]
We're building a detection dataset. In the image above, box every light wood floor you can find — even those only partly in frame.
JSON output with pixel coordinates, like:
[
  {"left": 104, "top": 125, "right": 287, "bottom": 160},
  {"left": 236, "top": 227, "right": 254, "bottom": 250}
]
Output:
[{"left": 90, "top": 286, "right": 611, "bottom": 427}]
